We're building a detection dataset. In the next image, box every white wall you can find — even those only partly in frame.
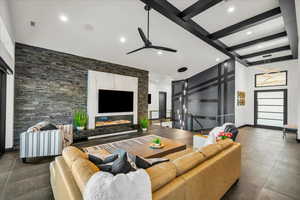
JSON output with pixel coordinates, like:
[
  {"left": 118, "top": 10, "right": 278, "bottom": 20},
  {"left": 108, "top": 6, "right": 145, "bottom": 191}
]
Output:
[
  {"left": 87, "top": 70, "right": 138, "bottom": 129},
  {"left": 240, "top": 60, "right": 298, "bottom": 126},
  {"left": 0, "top": 0, "right": 14, "bottom": 148},
  {"left": 296, "top": 0, "right": 300, "bottom": 140},
  {"left": 235, "top": 61, "right": 249, "bottom": 127},
  {"left": 148, "top": 73, "right": 172, "bottom": 119}
]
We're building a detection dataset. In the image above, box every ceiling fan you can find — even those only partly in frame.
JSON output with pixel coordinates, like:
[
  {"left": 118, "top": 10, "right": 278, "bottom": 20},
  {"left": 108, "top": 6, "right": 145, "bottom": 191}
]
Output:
[{"left": 127, "top": 5, "right": 177, "bottom": 55}]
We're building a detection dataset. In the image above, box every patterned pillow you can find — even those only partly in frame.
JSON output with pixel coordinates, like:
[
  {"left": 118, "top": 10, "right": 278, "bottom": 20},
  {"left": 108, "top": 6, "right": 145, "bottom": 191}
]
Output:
[{"left": 27, "top": 121, "right": 57, "bottom": 132}]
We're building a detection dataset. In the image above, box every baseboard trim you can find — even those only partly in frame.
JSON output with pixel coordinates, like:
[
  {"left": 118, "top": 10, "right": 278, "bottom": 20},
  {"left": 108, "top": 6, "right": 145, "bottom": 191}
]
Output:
[
  {"left": 5, "top": 147, "right": 15, "bottom": 152},
  {"left": 88, "top": 129, "right": 138, "bottom": 140},
  {"left": 238, "top": 124, "right": 253, "bottom": 129}
]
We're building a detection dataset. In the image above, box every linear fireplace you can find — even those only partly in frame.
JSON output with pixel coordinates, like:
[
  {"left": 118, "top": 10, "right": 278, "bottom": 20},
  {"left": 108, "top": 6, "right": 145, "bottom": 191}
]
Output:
[{"left": 95, "top": 115, "right": 133, "bottom": 128}]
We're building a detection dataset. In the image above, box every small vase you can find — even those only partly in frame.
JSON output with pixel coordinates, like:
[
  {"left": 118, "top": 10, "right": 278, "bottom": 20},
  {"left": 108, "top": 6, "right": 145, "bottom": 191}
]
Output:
[
  {"left": 142, "top": 128, "right": 147, "bottom": 132},
  {"left": 77, "top": 126, "right": 85, "bottom": 131}
]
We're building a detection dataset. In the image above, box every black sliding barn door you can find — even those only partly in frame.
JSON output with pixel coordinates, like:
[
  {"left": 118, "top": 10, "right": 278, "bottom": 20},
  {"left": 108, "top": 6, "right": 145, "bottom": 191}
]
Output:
[{"left": 0, "top": 69, "right": 6, "bottom": 154}]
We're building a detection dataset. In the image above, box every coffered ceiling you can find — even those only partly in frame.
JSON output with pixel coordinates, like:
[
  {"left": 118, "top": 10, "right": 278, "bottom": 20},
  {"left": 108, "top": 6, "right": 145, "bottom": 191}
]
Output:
[{"left": 9, "top": 0, "right": 298, "bottom": 79}]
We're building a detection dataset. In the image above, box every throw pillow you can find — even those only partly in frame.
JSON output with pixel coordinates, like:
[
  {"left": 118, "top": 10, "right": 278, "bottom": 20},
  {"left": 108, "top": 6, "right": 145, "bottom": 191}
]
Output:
[
  {"left": 98, "top": 162, "right": 113, "bottom": 172},
  {"left": 88, "top": 154, "right": 104, "bottom": 165},
  {"left": 88, "top": 154, "right": 118, "bottom": 166},
  {"left": 103, "top": 154, "right": 118, "bottom": 163},
  {"left": 111, "top": 150, "right": 136, "bottom": 175},
  {"left": 134, "top": 156, "right": 169, "bottom": 169},
  {"left": 40, "top": 123, "right": 58, "bottom": 131},
  {"left": 27, "top": 121, "right": 52, "bottom": 132}
]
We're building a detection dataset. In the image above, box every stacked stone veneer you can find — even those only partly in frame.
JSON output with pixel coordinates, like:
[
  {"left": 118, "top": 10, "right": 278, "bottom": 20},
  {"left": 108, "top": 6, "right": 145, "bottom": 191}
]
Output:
[{"left": 14, "top": 43, "right": 148, "bottom": 146}]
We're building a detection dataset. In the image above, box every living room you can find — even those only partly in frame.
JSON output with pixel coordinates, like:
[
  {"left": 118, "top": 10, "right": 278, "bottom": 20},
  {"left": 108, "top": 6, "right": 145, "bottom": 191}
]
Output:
[{"left": 1, "top": 0, "right": 300, "bottom": 200}]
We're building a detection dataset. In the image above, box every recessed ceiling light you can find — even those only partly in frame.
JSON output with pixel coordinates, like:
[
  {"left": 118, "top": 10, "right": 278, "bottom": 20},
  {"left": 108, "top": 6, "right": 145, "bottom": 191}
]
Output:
[
  {"left": 59, "top": 14, "right": 69, "bottom": 22},
  {"left": 227, "top": 6, "right": 235, "bottom": 13},
  {"left": 178, "top": 67, "right": 188, "bottom": 73},
  {"left": 120, "top": 36, "right": 126, "bottom": 43},
  {"left": 157, "top": 51, "right": 163, "bottom": 55},
  {"left": 216, "top": 58, "right": 221, "bottom": 62},
  {"left": 246, "top": 31, "right": 253, "bottom": 35}
]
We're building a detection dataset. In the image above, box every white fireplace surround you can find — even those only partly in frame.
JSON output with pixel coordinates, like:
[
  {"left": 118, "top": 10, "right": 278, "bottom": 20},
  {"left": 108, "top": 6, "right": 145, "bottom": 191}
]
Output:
[{"left": 87, "top": 70, "right": 138, "bottom": 129}]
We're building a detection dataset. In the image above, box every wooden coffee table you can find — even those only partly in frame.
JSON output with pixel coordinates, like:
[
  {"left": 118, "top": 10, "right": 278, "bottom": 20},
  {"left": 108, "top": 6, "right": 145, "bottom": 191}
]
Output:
[{"left": 83, "top": 135, "right": 186, "bottom": 158}]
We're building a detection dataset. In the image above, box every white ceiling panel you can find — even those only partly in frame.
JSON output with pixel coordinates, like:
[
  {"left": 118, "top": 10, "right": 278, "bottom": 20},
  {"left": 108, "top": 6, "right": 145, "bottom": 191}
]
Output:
[
  {"left": 192, "top": 0, "right": 279, "bottom": 33},
  {"left": 10, "top": 0, "right": 229, "bottom": 80},
  {"left": 167, "top": 0, "right": 199, "bottom": 11},
  {"left": 246, "top": 50, "right": 292, "bottom": 62},
  {"left": 220, "top": 16, "right": 285, "bottom": 47},
  {"left": 236, "top": 37, "right": 289, "bottom": 56}
]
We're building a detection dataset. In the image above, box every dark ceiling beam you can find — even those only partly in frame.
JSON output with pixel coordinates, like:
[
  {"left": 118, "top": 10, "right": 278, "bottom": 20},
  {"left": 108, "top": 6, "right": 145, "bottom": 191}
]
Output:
[
  {"left": 209, "top": 7, "right": 281, "bottom": 40},
  {"left": 178, "top": 0, "right": 223, "bottom": 21},
  {"left": 248, "top": 55, "right": 294, "bottom": 66},
  {"left": 227, "top": 31, "right": 287, "bottom": 51},
  {"left": 239, "top": 45, "right": 290, "bottom": 59},
  {"left": 139, "top": 0, "right": 249, "bottom": 67},
  {"left": 0, "top": 57, "right": 13, "bottom": 74},
  {"left": 279, "top": 0, "right": 298, "bottom": 59}
]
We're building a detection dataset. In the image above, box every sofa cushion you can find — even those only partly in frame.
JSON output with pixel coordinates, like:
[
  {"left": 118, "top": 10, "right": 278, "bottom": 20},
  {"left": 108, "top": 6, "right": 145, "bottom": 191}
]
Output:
[
  {"left": 200, "top": 144, "right": 222, "bottom": 158},
  {"left": 172, "top": 151, "right": 206, "bottom": 176},
  {"left": 146, "top": 162, "right": 177, "bottom": 192},
  {"left": 164, "top": 148, "right": 193, "bottom": 161},
  {"left": 217, "top": 138, "right": 233, "bottom": 150},
  {"left": 71, "top": 158, "right": 99, "bottom": 194},
  {"left": 62, "top": 146, "right": 88, "bottom": 169}
]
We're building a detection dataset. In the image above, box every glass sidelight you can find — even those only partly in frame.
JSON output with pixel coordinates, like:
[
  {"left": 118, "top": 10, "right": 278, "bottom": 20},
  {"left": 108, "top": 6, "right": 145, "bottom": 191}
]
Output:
[{"left": 254, "top": 89, "right": 287, "bottom": 128}]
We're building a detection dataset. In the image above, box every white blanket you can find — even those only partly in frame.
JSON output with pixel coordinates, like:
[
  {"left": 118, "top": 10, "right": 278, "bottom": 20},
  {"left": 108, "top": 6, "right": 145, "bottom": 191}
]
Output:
[{"left": 84, "top": 169, "right": 152, "bottom": 200}]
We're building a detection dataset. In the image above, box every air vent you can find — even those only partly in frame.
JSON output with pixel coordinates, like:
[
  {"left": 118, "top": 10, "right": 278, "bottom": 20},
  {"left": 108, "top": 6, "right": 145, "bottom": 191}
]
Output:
[
  {"left": 178, "top": 67, "right": 188, "bottom": 72},
  {"left": 30, "top": 21, "right": 36, "bottom": 27},
  {"left": 262, "top": 54, "right": 272, "bottom": 58}
]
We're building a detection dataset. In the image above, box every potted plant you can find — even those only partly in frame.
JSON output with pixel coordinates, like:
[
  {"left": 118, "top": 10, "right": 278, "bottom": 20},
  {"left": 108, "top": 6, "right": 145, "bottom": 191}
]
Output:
[
  {"left": 74, "top": 110, "right": 88, "bottom": 131},
  {"left": 150, "top": 137, "right": 164, "bottom": 149},
  {"left": 140, "top": 117, "right": 149, "bottom": 132}
]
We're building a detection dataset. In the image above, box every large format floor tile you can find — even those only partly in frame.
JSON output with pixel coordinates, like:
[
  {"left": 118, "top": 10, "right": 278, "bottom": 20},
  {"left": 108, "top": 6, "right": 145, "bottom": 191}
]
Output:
[{"left": 0, "top": 127, "right": 299, "bottom": 200}]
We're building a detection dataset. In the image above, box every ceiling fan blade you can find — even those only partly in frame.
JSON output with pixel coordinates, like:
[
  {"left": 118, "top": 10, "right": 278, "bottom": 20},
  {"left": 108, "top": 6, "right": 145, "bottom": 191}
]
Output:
[
  {"left": 126, "top": 47, "right": 146, "bottom": 55},
  {"left": 138, "top": 28, "right": 149, "bottom": 45},
  {"left": 151, "top": 45, "right": 177, "bottom": 53}
]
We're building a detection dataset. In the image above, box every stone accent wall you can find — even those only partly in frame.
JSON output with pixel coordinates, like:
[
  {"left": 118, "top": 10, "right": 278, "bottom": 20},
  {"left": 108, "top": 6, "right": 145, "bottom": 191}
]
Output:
[{"left": 14, "top": 43, "right": 148, "bottom": 145}]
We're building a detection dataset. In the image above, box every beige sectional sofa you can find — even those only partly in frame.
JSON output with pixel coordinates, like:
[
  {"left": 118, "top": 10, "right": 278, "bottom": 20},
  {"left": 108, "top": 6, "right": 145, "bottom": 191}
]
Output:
[{"left": 50, "top": 139, "right": 241, "bottom": 200}]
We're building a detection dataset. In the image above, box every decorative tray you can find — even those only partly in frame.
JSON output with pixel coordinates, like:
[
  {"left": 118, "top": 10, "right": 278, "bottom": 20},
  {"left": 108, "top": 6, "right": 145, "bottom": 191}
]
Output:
[{"left": 149, "top": 143, "right": 165, "bottom": 149}]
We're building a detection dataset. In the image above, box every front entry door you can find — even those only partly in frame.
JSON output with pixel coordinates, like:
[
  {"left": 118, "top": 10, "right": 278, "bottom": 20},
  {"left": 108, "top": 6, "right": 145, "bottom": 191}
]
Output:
[
  {"left": 254, "top": 89, "right": 287, "bottom": 129},
  {"left": 159, "top": 92, "right": 167, "bottom": 119}
]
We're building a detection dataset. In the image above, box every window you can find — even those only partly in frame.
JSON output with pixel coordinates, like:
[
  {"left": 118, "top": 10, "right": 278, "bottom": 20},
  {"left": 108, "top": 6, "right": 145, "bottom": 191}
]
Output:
[{"left": 255, "top": 71, "right": 287, "bottom": 88}]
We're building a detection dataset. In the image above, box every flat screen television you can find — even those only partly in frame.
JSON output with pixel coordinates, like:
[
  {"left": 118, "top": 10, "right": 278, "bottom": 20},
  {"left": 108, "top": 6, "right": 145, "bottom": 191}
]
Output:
[{"left": 98, "top": 90, "right": 134, "bottom": 113}]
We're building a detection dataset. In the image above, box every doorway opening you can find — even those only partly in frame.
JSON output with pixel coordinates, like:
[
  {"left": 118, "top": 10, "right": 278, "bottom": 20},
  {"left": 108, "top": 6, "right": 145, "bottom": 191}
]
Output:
[{"left": 159, "top": 92, "right": 167, "bottom": 119}]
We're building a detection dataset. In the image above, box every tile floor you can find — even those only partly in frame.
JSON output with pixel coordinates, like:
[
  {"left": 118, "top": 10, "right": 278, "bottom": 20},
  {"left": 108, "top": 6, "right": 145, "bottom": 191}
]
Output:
[{"left": 0, "top": 127, "right": 299, "bottom": 200}]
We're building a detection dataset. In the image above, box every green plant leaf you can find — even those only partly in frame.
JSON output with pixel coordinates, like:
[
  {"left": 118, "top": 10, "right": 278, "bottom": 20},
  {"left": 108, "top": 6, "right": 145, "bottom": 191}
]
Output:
[{"left": 73, "top": 110, "right": 88, "bottom": 127}]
